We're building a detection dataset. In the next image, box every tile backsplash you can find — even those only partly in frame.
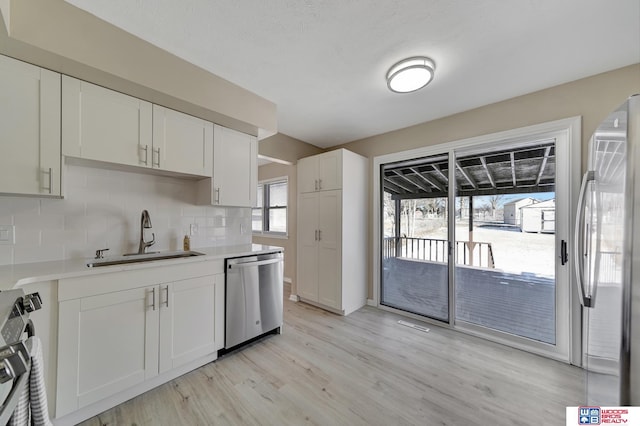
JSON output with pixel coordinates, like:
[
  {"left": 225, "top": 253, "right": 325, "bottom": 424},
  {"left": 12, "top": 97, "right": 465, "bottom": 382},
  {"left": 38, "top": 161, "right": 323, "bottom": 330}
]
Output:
[{"left": 0, "top": 165, "right": 252, "bottom": 266}]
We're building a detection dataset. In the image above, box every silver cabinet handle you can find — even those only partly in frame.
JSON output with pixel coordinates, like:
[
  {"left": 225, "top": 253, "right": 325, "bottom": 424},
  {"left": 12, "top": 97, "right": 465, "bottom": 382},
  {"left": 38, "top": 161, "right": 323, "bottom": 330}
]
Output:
[
  {"left": 215, "top": 187, "right": 221, "bottom": 204},
  {"left": 150, "top": 287, "right": 156, "bottom": 311},
  {"left": 318, "top": 230, "right": 322, "bottom": 240},
  {"left": 574, "top": 170, "right": 595, "bottom": 308},
  {"left": 141, "top": 145, "right": 149, "bottom": 165},
  {"left": 318, "top": 179, "right": 322, "bottom": 190},
  {"left": 315, "top": 230, "right": 318, "bottom": 241},
  {"left": 163, "top": 285, "right": 169, "bottom": 308},
  {"left": 42, "top": 168, "right": 53, "bottom": 194},
  {"left": 315, "top": 180, "right": 318, "bottom": 191},
  {"left": 153, "top": 147, "right": 161, "bottom": 167}
]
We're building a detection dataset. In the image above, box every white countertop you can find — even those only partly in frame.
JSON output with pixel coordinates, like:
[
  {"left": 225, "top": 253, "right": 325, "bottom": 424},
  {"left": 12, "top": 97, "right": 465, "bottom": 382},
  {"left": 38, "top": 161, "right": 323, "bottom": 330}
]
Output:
[{"left": 0, "top": 244, "right": 283, "bottom": 290}]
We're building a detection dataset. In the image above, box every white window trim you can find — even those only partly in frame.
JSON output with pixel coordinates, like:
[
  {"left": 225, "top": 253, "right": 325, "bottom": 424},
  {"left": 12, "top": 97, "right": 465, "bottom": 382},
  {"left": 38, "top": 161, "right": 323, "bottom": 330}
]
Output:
[{"left": 253, "top": 176, "right": 289, "bottom": 237}]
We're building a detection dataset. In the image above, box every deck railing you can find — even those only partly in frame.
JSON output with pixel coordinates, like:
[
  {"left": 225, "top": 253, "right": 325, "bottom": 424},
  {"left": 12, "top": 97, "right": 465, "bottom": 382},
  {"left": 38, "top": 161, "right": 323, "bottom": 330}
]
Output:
[{"left": 383, "top": 236, "right": 495, "bottom": 269}]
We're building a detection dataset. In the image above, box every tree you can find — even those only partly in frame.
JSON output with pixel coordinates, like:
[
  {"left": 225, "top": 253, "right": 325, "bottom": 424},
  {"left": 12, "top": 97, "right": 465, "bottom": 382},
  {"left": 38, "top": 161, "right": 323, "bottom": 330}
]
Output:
[
  {"left": 488, "top": 195, "right": 504, "bottom": 219},
  {"left": 457, "top": 197, "right": 468, "bottom": 220},
  {"left": 426, "top": 198, "right": 443, "bottom": 216},
  {"left": 402, "top": 199, "right": 418, "bottom": 237},
  {"left": 383, "top": 192, "right": 396, "bottom": 236}
]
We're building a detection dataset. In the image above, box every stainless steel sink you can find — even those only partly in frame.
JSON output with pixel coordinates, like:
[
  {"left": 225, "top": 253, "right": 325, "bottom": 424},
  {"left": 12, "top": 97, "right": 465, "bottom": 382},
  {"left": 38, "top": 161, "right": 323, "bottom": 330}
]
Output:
[{"left": 87, "top": 251, "right": 205, "bottom": 267}]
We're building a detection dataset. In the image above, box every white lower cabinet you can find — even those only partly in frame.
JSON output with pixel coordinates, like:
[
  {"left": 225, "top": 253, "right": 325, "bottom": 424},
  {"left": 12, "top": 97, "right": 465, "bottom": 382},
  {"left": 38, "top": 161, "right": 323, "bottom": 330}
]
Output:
[
  {"left": 57, "top": 287, "right": 159, "bottom": 414},
  {"left": 55, "top": 264, "right": 224, "bottom": 418},
  {"left": 297, "top": 190, "right": 341, "bottom": 309},
  {"left": 159, "top": 274, "right": 225, "bottom": 373}
]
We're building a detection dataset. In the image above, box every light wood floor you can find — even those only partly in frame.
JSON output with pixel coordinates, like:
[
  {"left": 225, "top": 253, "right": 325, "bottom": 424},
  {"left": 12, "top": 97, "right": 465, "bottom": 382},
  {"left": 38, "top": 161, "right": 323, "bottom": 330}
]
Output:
[{"left": 80, "top": 284, "right": 583, "bottom": 425}]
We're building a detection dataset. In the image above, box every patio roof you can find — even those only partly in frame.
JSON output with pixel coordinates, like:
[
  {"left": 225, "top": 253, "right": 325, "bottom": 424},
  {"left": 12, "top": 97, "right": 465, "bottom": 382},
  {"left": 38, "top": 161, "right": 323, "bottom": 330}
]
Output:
[{"left": 382, "top": 140, "right": 556, "bottom": 200}]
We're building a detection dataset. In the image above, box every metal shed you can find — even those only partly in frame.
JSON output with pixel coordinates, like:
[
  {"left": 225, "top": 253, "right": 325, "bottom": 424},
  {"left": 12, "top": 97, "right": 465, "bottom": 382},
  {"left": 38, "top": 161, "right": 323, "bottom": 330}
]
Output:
[
  {"left": 521, "top": 199, "right": 556, "bottom": 233},
  {"left": 503, "top": 197, "right": 537, "bottom": 226}
]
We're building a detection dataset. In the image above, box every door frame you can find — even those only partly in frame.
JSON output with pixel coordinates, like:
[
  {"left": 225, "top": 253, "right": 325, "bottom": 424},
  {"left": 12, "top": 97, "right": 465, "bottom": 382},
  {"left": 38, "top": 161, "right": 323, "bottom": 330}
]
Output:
[{"left": 372, "top": 116, "right": 582, "bottom": 364}]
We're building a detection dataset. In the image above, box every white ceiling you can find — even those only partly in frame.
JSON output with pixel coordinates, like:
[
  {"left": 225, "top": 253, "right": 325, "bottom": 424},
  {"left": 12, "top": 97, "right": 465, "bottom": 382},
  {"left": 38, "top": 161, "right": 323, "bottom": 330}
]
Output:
[{"left": 65, "top": 0, "right": 640, "bottom": 148}]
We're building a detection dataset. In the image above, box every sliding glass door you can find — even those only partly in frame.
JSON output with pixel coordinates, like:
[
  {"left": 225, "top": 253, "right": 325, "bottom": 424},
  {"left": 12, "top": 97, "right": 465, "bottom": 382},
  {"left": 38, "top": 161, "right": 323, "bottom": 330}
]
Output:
[
  {"left": 376, "top": 122, "right": 575, "bottom": 361},
  {"left": 380, "top": 154, "right": 450, "bottom": 322},
  {"left": 453, "top": 141, "right": 558, "bottom": 345}
]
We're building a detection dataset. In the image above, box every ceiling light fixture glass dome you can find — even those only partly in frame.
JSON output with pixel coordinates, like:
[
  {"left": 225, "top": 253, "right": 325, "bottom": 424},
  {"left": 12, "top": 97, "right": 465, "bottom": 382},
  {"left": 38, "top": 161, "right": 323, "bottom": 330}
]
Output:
[{"left": 386, "top": 56, "right": 435, "bottom": 93}]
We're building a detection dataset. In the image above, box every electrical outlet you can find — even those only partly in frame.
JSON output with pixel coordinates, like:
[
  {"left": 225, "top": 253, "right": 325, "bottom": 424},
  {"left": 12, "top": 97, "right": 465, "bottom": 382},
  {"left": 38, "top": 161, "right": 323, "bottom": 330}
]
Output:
[
  {"left": 0, "top": 225, "right": 15, "bottom": 245},
  {"left": 190, "top": 223, "right": 199, "bottom": 236}
]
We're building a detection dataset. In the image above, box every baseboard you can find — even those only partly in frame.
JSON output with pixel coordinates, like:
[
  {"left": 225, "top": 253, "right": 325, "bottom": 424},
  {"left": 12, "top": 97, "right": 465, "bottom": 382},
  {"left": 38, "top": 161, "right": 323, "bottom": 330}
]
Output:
[
  {"left": 297, "top": 297, "right": 345, "bottom": 315},
  {"left": 284, "top": 276, "right": 292, "bottom": 284},
  {"left": 289, "top": 294, "right": 299, "bottom": 302},
  {"left": 367, "top": 299, "right": 376, "bottom": 306}
]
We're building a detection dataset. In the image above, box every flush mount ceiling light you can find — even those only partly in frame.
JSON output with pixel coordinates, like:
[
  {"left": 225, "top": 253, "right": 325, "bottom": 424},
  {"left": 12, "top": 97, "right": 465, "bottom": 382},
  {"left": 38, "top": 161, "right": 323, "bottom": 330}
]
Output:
[{"left": 386, "top": 56, "right": 435, "bottom": 93}]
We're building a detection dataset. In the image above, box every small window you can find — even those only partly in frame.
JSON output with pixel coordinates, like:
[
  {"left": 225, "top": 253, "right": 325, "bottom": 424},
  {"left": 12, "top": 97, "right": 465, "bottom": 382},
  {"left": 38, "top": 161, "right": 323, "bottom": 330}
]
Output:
[{"left": 253, "top": 178, "right": 288, "bottom": 236}]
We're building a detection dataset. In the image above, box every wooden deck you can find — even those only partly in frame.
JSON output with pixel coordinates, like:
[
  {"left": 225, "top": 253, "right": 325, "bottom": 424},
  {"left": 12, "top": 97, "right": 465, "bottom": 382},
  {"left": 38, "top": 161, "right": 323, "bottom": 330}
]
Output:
[{"left": 382, "top": 257, "right": 555, "bottom": 344}]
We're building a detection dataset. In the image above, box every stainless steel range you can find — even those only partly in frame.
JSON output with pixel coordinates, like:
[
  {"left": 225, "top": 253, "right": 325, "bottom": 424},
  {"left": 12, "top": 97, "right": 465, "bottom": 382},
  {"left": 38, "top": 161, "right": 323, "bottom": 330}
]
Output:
[{"left": 0, "top": 289, "right": 43, "bottom": 424}]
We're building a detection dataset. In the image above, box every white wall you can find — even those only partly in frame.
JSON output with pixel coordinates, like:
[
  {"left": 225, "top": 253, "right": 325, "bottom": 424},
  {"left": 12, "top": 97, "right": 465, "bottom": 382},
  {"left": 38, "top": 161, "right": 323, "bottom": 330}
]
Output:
[
  {"left": 0, "top": 164, "right": 251, "bottom": 265},
  {"left": 252, "top": 163, "right": 297, "bottom": 286}
]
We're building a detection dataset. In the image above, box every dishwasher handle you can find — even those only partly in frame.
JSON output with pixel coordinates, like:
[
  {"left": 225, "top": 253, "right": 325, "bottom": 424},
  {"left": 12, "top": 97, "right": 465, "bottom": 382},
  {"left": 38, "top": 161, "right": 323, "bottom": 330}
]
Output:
[{"left": 228, "top": 257, "right": 282, "bottom": 269}]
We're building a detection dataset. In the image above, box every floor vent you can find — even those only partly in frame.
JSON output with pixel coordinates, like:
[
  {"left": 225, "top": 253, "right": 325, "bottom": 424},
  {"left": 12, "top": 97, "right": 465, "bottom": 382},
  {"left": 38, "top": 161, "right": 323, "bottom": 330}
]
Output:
[{"left": 398, "top": 320, "right": 430, "bottom": 333}]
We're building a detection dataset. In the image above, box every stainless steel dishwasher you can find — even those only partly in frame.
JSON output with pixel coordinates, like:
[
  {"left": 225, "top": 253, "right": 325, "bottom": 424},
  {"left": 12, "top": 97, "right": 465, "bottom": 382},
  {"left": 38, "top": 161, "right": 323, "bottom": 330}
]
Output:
[{"left": 225, "top": 251, "right": 283, "bottom": 349}]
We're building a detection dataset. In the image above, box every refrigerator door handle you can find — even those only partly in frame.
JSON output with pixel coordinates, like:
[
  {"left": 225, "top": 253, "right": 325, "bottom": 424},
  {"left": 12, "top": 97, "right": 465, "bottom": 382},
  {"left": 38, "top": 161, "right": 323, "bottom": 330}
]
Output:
[{"left": 574, "top": 170, "right": 595, "bottom": 308}]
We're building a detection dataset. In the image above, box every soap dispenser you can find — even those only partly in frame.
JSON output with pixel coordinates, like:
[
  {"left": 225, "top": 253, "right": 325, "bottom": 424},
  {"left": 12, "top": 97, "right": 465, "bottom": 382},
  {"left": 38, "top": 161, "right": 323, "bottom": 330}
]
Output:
[{"left": 183, "top": 235, "right": 191, "bottom": 251}]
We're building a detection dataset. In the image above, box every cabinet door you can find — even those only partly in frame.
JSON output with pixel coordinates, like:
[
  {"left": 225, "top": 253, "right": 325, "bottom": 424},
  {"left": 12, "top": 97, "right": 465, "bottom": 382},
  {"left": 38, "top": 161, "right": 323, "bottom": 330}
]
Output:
[
  {"left": 297, "top": 150, "right": 342, "bottom": 193},
  {"left": 317, "top": 150, "right": 342, "bottom": 191},
  {"left": 317, "top": 190, "right": 342, "bottom": 309},
  {"left": 62, "top": 76, "right": 152, "bottom": 167},
  {"left": 159, "top": 275, "right": 219, "bottom": 373},
  {"left": 297, "top": 156, "right": 319, "bottom": 193},
  {"left": 297, "top": 192, "right": 320, "bottom": 301},
  {"left": 152, "top": 105, "right": 213, "bottom": 176},
  {"left": 213, "top": 125, "right": 257, "bottom": 207},
  {"left": 56, "top": 287, "right": 159, "bottom": 417},
  {"left": 0, "top": 55, "right": 61, "bottom": 196}
]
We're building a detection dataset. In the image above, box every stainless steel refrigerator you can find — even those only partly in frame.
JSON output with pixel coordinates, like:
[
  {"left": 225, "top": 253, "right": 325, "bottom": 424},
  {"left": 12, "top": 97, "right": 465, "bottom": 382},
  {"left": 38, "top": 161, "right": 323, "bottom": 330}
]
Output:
[{"left": 575, "top": 94, "right": 639, "bottom": 405}]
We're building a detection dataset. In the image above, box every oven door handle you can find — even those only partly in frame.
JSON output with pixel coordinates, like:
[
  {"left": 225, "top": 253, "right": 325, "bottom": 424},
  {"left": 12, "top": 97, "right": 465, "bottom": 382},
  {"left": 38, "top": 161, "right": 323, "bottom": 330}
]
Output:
[{"left": 228, "top": 258, "right": 282, "bottom": 269}]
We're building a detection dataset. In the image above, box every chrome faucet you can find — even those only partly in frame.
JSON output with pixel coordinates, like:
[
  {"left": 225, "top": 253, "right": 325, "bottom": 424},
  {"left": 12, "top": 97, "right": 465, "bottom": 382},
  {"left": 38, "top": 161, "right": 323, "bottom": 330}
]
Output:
[{"left": 137, "top": 209, "right": 155, "bottom": 254}]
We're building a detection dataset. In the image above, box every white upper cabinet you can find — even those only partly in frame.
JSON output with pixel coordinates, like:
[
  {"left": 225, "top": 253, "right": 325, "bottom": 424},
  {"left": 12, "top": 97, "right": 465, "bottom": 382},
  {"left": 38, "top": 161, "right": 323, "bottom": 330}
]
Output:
[
  {"left": 0, "top": 55, "right": 61, "bottom": 196},
  {"left": 63, "top": 76, "right": 214, "bottom": 177},
  {"left": 62, "top": 75, "right": 152, "bottom": 168},
  {"left": 152, "top": 105, "right": 213, "bottom": 176},
  {"left": 298, "top": 149, "right": 342, "bottom": 193},
  {"left": 198, "top": 125, "right": 257, "bottom": 207},
  {"left": 214, "top": 125, "right": 257, "bottom": 207}
]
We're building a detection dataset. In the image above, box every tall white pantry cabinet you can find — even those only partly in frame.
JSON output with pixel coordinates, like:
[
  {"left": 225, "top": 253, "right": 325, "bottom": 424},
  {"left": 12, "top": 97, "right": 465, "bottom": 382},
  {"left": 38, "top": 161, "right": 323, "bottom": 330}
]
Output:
[{"left": 296, "top": 149, "right": 367, "bottom": 315}]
